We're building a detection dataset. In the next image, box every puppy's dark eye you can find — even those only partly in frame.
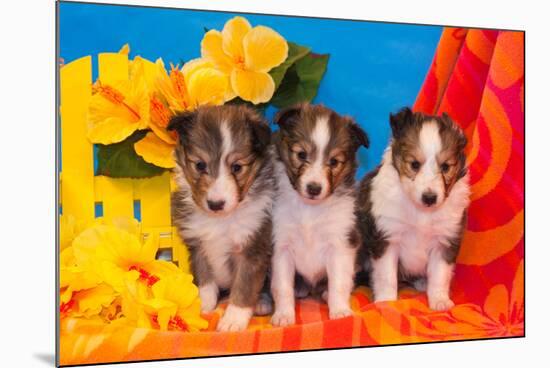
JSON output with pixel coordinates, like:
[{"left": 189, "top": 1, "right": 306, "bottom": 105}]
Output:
[
  {"left": 440, "top": 162, "right": 450, "bottom": 174},
  {"left": 195, "top": 161, "right": 207, "bottom": 173},
  {"left": 329, "top": 157, "right": 339, "bottom": 168},
  {"left": 231, "top": 163, "right": 242, "bottom": 174},
  {"left": 297, "top": 151, "right": 307, "bottom": 161},
  {"left": 411, "top": 160, "right": 421, "bottom": 171}
]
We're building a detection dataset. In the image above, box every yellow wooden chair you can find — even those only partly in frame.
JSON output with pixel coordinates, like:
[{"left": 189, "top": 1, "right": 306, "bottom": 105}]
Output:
[{"left": 59, "top": 52, "right": 190, "bottom": 272}]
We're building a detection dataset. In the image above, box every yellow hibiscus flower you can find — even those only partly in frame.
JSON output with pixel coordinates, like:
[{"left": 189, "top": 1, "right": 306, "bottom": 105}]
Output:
[
  {"left": 59, "top": 215, "right": 206, "bottom": 331},
  {"left": 71, "top": 224, "right": 158, "bottom": 293},
  {"left": 59, "top": 216, "right": 141, "bottom": 304},
  {"left": 119, "top": 262, "right": 207, "bottom": 331},
  {"left": 60, "top": 246, "right": 102, "bottom": 305},
  {"left": 59, "top": 214, "right": 86, "bottom": 251},
  {"left": 201, "top": 16, "right": 289, "bottom": 104},
  {"left": 133, "top": 58, "right": 230, "bottom": 168},
  {"left": 87, "top": 58, "right": 151, "bottom": 145},
  {"left": 137, "top": 274, "right": 207, "bottom": 331}
]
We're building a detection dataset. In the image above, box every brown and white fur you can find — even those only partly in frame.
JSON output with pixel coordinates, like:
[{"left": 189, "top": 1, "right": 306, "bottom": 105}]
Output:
[
  {"left": 357, "top": 107, "right": 470, "bottom": 311},
  {"left": 168, "top": 105, "right": 274, "bottom": 332},
  {"left": 270, "top": 103, "right": 369, "bottom": 326}
]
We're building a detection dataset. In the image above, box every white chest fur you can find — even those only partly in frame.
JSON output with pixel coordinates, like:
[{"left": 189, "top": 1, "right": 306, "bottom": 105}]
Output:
[
  {"left": 370, "top": 154, "right": 470, "bottom": 276},
  {"left": 181, "top": 191, "right": 272, "bottom": 289},
  {"left": 272, "top": 161, "right": 356, "bottom": 284}
]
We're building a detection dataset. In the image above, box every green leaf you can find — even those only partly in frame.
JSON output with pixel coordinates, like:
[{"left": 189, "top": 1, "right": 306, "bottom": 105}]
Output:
[
  {"left": 271, "top": 52, "right": 330, "bottom": 108},
  {"left": 96, "top": 130, "right": 166, "bottom": 179},
  {"left": 269, "top": 42, "right": 310, "bottom": 90}
]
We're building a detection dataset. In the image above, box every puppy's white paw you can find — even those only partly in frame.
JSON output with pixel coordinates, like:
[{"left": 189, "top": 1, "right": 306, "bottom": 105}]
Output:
[
  {"left": 374, "top": 288, "right": 397, "bottom": 303},
  {"left": 429, "top": 296, "right": 455, "bottom": 311},
  {"left": 216, "top": 304, "right": 252, "bottom": 332},
  {"left": 199, "top": 283, "right": 218, "bottom": 313},
  {"left": 329, "top": 307, "right": 353, "bottom": 320},
  {"left": 271, "top": 309, "right": 295, "bottom": 327}
]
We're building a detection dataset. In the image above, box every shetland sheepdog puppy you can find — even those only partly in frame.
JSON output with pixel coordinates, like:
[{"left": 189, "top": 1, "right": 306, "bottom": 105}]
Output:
[
  {"left": 270, "top": 103, "right": 369, "bottom": 326},
  {"left": 168, "top": 105, "right": 274, "bottom": 332},
  {"left": 357, "top": 107, "right": 470, "bottom": 311}
]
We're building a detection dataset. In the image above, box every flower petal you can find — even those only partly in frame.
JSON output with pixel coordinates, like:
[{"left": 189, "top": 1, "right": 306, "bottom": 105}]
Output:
[
  {"left": 73, "top": 284, "right": 117, "bottom": 318},
  {"left": 149, "top": 95, "right": 176, "bottom": 144},
  {"left": 182, "top": 58, "right": 236, "bottom": 102},
  {"left": 134, "top": 132, "right": 175, "bottom": 169},
  {"left": 181, "top": 58, "right": 215, "bottom": 81},
  {"left": 142, "top": 231, "right": 159, "bottom": 263},
  {"left": 60, "top": 215, "right": 77, "bottom": 251},
  {"left": 155, "top": 59, "right": 186, "bottom": 112},
  {"left": 243, "top": 26, "right": 288, "bottom": 72},
  {"left": 131, "top": 56, "right": 157, "bottom": 92},
  {"left": 88, "top": 79, "right": 149, "bottom": 144},
  {"left": 201, "top": 30, "right": 234, "bottom": 74},
  {"left": 231, "top": 69, "right": 275, "bottom": 104},
  {"left": 87, "top": 116, "right": 143, "bottom": 145},
  {"left": 187, "top": 67, "right": 230, "bottom": 107},
  {"left": 221, "top": 16, "right": 252, "bottom": 60},
  {"left": 149, "top": 119, "right": 176, "bottom": 145}
]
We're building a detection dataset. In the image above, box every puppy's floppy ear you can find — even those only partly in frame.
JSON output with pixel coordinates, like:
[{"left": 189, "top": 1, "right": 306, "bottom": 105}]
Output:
[
  {"left": 167, "top": 110, "right": 196, "bottom": 142},
  {"left": 389, "top": 107, "right": 414, "bottom": 139},
  {"left": 345, "top": 117, "right": 370, "bottom": 150},
  {"left": 244, "top": 109, "right": 271, "bottom": 154},
  {"left": 441, "top": 112, "right": 467, "bottom": 150},
  {"left": 274, "top": 104, "right": 303, "bottom": 131}
]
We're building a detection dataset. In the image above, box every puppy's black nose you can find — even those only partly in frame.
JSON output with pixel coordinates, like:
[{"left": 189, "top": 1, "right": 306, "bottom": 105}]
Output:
[
  {"left": 207, "top": 200, "right": 225, "bottom": 212},
  {"left": 421, "top": 192, "right": 437, "bottom": 207},
  {"left": 306, "top": 183, "right": 322, "bottom": 197}
]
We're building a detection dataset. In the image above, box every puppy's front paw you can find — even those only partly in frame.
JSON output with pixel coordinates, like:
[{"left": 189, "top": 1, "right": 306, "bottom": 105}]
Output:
[
  {"left": 429, "top": 296, "right": 455, "bottom": 311},
  {"left": 329, "top": 307, "right": 353, "bottom": 320},
  {"left": 374, "top": 288, "right": 397, "bottom": 303},
  {"left": 271, "top": 309, "right": 295, "bottom": 327},
  {"left": 216, "top": 304, "right": 253, "bottom": 332},
  {"left": 199, "top": 283, "right": 218, "bottom": 312}
]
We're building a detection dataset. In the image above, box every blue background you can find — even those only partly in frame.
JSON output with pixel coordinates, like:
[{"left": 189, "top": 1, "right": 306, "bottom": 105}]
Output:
[{"left": 59, "top": 2, "right": 442, "bottom": 177}]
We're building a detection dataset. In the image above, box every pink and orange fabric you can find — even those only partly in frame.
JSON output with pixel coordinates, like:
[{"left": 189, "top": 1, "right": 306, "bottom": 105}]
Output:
[{"left": 59, "top": 28, "right": 524, "bottom": 365}]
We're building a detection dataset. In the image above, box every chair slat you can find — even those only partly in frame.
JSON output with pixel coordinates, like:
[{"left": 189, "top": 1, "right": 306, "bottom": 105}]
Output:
[
  {"left": 98, "top": 52, "right": 128, "bottom": 83},
  {"left": 96, "top": 176, "right": 135, "bottom": 220},
  {"left": 60, "top": 56, "right": 95, "bottom": 223},
  {"left": 139, "top": 172, "right": 172, "bottom": 228},
  {"left": 61, "top": 53, "right": 190, "bottom": 271}
]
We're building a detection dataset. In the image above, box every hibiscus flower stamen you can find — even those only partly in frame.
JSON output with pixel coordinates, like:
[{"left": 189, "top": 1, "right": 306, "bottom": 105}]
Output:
[
  {"left": 234, "top": 56, "right": 246, "bottom": 70},
  {"left": 129, "top": 265, "right": 160, "bottom": 287},
  {"left": 170, "top": 315, "right": 189, "bottom": 331},
  {"left": 169, "top": 64, "right": 190, "bottom": 109},
  {"left": 92, "top": 81, "right": 141, "bottom": 121},
  {"left": 150, "top": 96, "right": 171, "bottom": 128},
  {"left": 151, "top": 314, "right": 189, "bottom": 331},
  {"left": 60, "top": 299, "right": 75, "bottom": 315}
]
